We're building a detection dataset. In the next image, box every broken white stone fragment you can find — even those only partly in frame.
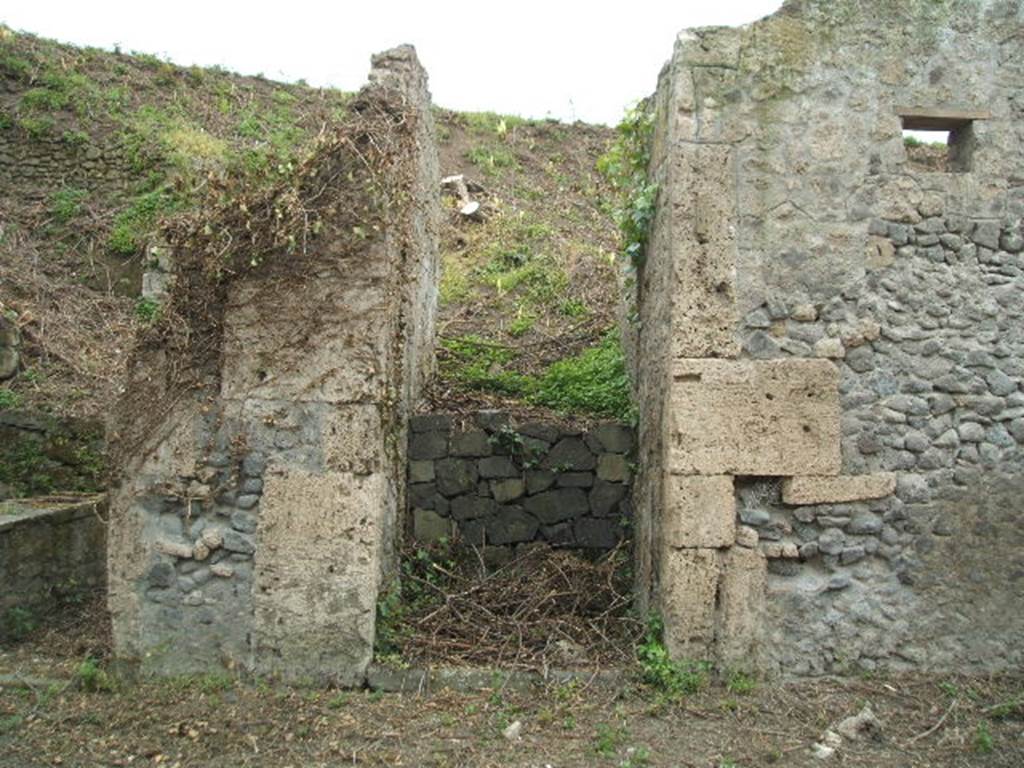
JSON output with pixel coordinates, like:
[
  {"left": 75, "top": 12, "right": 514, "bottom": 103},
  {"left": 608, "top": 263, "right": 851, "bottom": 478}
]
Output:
[
  {"left": 836, "top": 705, "right": 883, "bottom": 742},
  {"left": 210, "top": 563, "right": 235, "bottom": 578}
]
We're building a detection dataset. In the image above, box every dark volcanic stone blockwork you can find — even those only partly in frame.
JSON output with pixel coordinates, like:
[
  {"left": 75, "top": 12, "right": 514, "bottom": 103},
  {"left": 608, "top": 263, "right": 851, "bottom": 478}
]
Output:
[{"left": 407, "top": 411, "right": 635, "bottom": 554}]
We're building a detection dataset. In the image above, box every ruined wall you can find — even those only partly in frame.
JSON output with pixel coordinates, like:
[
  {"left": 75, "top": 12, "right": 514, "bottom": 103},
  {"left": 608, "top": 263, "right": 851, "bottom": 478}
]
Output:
[
  {"left": 106, "top": 46, "right": 440, "bottom": 685},
  {"left": 0, "top": 410, "right": 105, "bottom": 500},
  {"left": 636, "top": 0, "right": 1024, "bottom": 674},
  {"left": 407, "top": 412, "right": 635, "bottom": 557},
  {"left": 0, "top": 496, "right": 107, "bottom": 638}
]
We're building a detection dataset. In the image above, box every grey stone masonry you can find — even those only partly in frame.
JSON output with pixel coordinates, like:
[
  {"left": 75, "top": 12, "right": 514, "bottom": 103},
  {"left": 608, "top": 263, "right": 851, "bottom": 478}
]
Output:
[
  {"left": 632, "top": 0, "right": 1024, "bottom": 678},
  {"left": 0, "top": 495, "right": 108, "bottom": 638},
  {"left": 408, "top": 411, "right": 635, "bottom": 554}
]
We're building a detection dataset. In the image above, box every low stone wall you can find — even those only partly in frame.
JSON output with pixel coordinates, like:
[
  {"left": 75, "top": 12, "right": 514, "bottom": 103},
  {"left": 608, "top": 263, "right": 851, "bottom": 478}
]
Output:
[
  {"left": 408, "top": 412, "right": 635, "bottom": 556},
  {"left": 0, "top": 495, "right": 107, "bottom": 638},
  {"left": 0, "top": 410, "right": 105, "bottom": 500}
]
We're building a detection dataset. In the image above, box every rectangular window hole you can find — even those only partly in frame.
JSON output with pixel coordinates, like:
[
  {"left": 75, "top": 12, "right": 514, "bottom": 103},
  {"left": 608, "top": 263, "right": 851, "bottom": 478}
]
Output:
[{"left": 896, "top": 107, "right": 988, "bottom": 173}]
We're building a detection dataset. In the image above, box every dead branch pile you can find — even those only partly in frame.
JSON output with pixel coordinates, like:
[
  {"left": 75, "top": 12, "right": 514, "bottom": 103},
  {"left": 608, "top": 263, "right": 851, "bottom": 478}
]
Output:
[{"left": 395, "top": 543, "right": 643, "bottom": 670}]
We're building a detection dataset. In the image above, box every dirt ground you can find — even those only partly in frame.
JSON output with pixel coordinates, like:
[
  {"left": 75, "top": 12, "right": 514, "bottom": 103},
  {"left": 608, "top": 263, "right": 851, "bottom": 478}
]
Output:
[{"left": 1, "top": 600, "right": 1021, "bottom": 768}]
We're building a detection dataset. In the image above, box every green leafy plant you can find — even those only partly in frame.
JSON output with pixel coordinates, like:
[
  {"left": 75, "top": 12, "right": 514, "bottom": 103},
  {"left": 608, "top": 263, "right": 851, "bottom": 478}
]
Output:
[
  {"left": 465, "top": 145, "right": 518, "bottom": 175},
  {"left": 134, "top": 297, "right": 161, "bottom": 323},
  {"left": 439, "top": 335, "right": 531, "bottom": 397},
  {"left": 530, "top": 331, "right": 633, "bottom": 419},
  {"left": 50, "top": 186, "right": 88, "bottom": 223},
  {"left": 0, "top": 388, "right": 20, "bottom": 409},
  {"left": 973, "top": 722, "right": 994, "bottom": 754},
  {"left": 375, "top": 540, "right": 458, "bottom": 661},
  {"left": 636, "top": 614, "right": 710, "bottom": 700},
  {"left": 726, "top": 669, "right": 757, "bottom": 696},
  {"left": 75, "top": 657, "right": 114, "bottom": 693},
  {"left": 623, "top": 746, "right": 652, "bottom": 768},
  {"left": 108, "top": 187, "right": 179, "bottom": 255},
  {"left": 593, "top": 722, "right": 627, "bottom": 757},
  {"left": 597, "top": 104, "right": 656, "bottom": 268},
  {"left": 17, "top": 115, "right": 53, "bottom": 139},
  {"left": 461, "top": 111, "right": 528, "bottom": 135}
]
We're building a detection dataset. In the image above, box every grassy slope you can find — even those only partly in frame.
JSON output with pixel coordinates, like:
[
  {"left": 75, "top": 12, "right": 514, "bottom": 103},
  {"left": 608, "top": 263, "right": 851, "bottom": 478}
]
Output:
[
  {"left": 0, "top": 25, "right": 351, "bottom": 418},
  {"left": 430, "top": 112, "right": 627, "bottom": 423},
  {"left": 0, "top": 25, "right": 626, "bottom": 426}
]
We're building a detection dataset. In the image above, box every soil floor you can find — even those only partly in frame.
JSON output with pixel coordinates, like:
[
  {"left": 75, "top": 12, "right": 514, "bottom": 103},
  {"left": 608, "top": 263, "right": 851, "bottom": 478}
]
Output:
[{"left": 1, "top": 601, "right": 1022, "bottom": 768}]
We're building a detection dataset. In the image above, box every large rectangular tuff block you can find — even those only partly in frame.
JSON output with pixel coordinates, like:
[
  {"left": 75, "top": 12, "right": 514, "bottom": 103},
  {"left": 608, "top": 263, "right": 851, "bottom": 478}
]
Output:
[
  {"left": 658, "top": 547, "right": 719, "bottom": 659},
  {"left": 715, "top": 546, "right": 767, "bottom": 669},
  {"left": 252, "top": 468, "right": 388, "bottom": 685},
  {"left": 782, "top": 473, "right": 896, "bottom": 505},
  {"left": 667, "top": 359, "right": 841, "bottom": 477},
  {"left": 662, "top": 475, "right": 736, "bottom": 549}
]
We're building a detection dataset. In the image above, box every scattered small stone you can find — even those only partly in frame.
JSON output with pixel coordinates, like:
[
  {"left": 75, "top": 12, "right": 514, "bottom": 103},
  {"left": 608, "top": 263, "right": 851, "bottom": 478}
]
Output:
[
  {"left": 156, "top": 539, "right": 194, "bottom": 559},
  {"left": 502, "top": 720, "right": 522, "bottom": 741},
  {"left": 811, "top": 730, "right": 842, "bottom": 760},
  {"left": 736, "top": 525, "right": 759, "bottom": 548},
  {"left": 836, "top": 705, "right": 883, "bottom": 742}
]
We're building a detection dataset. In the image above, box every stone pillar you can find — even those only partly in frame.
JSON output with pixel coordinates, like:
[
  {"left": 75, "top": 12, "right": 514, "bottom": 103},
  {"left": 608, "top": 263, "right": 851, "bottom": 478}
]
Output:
[{"left": 107, "top": 46, "right": 440, "bottom": 685}]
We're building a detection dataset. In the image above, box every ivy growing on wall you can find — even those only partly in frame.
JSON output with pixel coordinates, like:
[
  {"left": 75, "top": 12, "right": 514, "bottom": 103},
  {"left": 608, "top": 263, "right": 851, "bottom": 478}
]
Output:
[{"left": 597, "top": 104, "right": 656, "bottom": 269}]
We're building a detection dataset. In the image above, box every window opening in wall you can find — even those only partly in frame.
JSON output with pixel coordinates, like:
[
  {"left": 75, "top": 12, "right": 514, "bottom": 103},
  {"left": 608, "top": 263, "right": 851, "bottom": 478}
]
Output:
[
  {"left": 902, "top": 129, "right": 951, "bottom": 172},
  {"left": 897, "top": 107, "right": 989, "bottom": 173}
]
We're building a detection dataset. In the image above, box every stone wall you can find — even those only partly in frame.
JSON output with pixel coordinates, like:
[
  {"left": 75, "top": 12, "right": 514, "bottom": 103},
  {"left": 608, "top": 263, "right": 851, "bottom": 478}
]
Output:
[
  {"left": 106, "top": 46, "right": 440, "bottom": 685},
  {"left": 0, "top": 410, "right": 105, "bottom": 500},
  {"left": 633, "top": 0, "right": 1024, "bottom": 674},
  {"left": 407, "top": 412, "right": 635, "bottom": 558},
  {"left": 0, "top": 495, "right": 107, "bottom": 638},
  {"left": 0, "top": 127, "right": 131, "bottom": 203}
]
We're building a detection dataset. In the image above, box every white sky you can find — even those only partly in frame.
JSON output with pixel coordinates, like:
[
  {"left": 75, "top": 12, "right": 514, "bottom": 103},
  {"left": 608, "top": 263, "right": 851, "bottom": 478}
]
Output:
[{"left": 1, "top": 1, "right": 784, "bottom": 126}]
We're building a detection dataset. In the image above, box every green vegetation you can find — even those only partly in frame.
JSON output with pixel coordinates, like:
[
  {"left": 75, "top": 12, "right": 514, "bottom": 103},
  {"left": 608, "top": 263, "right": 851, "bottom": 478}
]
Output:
[
  {"left": 50, "top": 186, "right": 88, "bottom": 223},
  {"left": 440, "top": 334, "right": 532, "bottom": 397},
  {"left": 0, "top": 387, "right": 20, "bottom": 409},
  {"left": 593, "top": 722, "right": 627, "bottom": 757},
  {"left": 17, "top": 114, "right": 53, "bottom": 138},
  {"left": 465, "top": 144, "right": 518, "bottom": 175},
  {"left": 726, "top": 669, "right": 757, "bottom": 696},
  {"left": 134, "top": 297, "right": 161, "bottom": 323},
  {"left": 440, "top": 331, "right": 633, "bottom": 419},
  {"left": 460, "top": 111, "right": 529, "bottom": 135},
  {"left": 107, "top": 187, "right": 180, "bottom": 255},
  {"left": 0, "top": 442, "right": 56, "bottom": 495},
  {"left": 2, "top": 606, "right": 38, "bottom": 640},
  {"left": 479, "top": 250, "right": 566, "bottom": 305},
  {"left": 903, "top": 133, "right": 947, "bottom": 149},
  {"left": 75, "top": 657, "right": 115, "bottom": 693},
  {"left": 598, "top": 104, "right": 656, "bottom": 268},
  {"left": 987, "top": 694, "right": 1024, "bottom": 720},
  {"left": 636, "top": 614, "right": 711, "bottom": 700},
  {"left": 973, "top": 722, "right": 994, "bottom": 754},
  {"left": 375, "top": 540, "right": 458, "bottom": 661},
  {"left": 530, "top": 332, "right": 632, "bottom": 419}
]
